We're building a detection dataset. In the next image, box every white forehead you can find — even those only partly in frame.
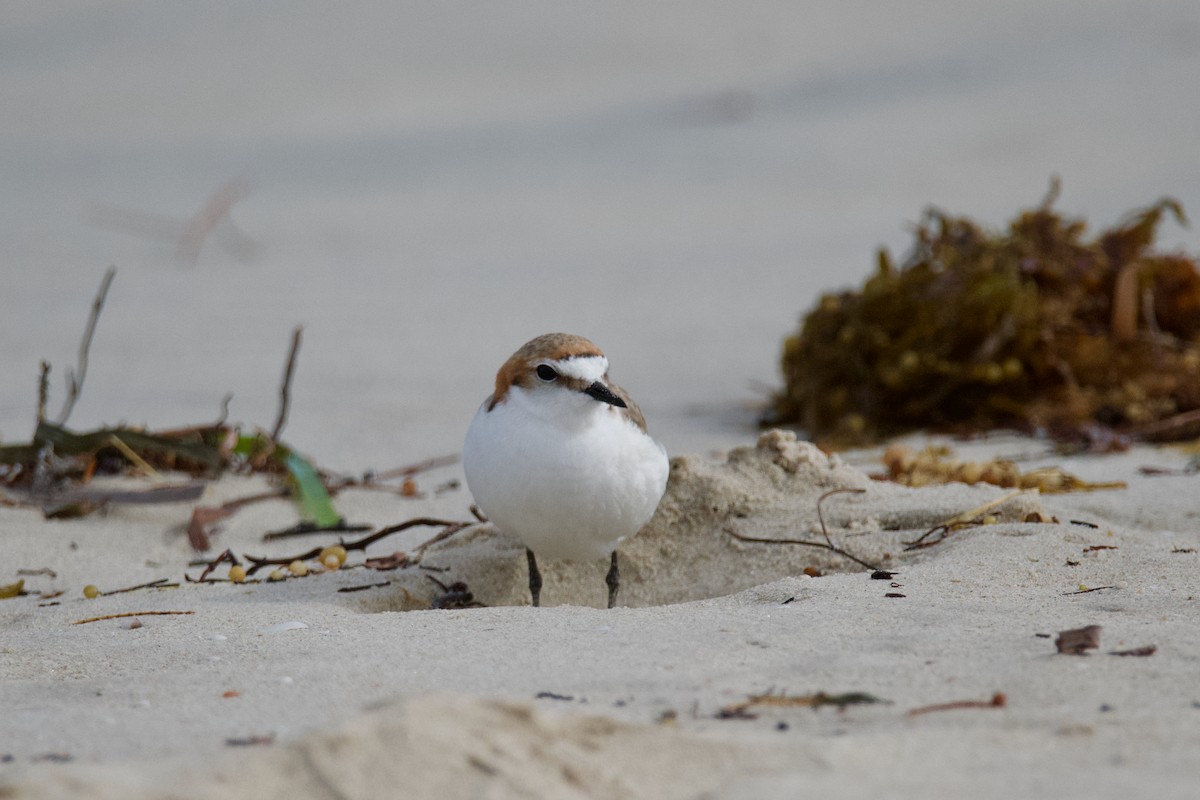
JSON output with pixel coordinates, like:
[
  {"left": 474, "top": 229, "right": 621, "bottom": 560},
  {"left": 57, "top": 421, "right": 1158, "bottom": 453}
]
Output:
[{"left": 547, "top": 354, "right": 608, "bottom": 383}]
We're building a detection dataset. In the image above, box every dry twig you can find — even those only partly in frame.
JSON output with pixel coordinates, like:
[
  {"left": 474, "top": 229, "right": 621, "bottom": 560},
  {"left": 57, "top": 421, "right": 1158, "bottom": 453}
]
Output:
[
  {"left": 907, "top": 692, "right": 1007, "bottom": 716},
  {"left": 73, "top": 610, "right": 194, "bottom": 625},
  {"left": 100, "top": 578, "right": 177, "bottom": 596},
  {"left": 724, "top": 487, "right": 878, "bottom": 570},
  {"left": 271, "top": 326, "right": 302, "bottom": 443},
  {"left": 242, "top": 517, "right": 470, "bottom": 575},
  {"left": 718, "top": 691, "right": 888, "bottom": 719},
  {"left": 56, "top": 266, "right": 116, "bottom": 425},
  {"left": 904, "top": 490, "right": 1027, "bottom": 550}
]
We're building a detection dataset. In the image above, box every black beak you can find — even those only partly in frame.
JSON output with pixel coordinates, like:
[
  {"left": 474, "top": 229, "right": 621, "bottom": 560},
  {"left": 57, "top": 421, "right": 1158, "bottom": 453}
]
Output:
[{"left": 583, "top": 381, "right": 626, "bottom": 408}]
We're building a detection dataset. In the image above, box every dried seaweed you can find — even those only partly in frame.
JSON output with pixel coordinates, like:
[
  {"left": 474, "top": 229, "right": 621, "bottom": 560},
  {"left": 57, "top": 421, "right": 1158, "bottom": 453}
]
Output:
[
  {"left": 773, "top": 186, "right": 1200, "bottom": 445},
  {"left": 880, "top": 444, "right": 1126, "bottom": 492}
]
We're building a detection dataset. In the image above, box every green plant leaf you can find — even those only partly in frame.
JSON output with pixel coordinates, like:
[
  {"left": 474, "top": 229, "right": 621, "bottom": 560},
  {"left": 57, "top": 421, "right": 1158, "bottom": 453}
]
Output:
[{"left": 283, "top": 451, "right": 340, "bottom": 527}]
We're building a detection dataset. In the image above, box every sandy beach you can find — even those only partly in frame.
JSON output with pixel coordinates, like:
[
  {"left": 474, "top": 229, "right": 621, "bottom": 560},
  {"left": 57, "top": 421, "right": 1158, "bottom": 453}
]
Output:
[
  {"left": 3, "top": 431, "right": 1199, "bottom": 798},
  {"left": 4, "top": 3, "right": 1200, "bottom": 797}
]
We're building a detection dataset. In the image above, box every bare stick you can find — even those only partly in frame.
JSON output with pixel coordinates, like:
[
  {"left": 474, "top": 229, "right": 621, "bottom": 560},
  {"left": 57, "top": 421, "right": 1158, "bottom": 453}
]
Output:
[
  {"left": 36, "top": 360, "right": 50, "bottom": 425},
  {"left": 242, "top": 517, "right": 471, "bottom": 575},
  {"left": 100, "top": 578, "right": 177, "bottom": 596},
  {"left": 73, "top": 610, "right": 193, "bottom": 625},
  {"left": 817, "top": 488, "right": 866, "bottom": 548},
  {"left": 724, "top": 527, "right": 881, "bottom": 571},
  {"left": 271, "top": 326, "right": 302, "bottom": 443},
  {"left": 56, "top": 266, "right": 116, "bottom": 425},
  {"left": 904, "top": 490, "right": 1026, "bottom": 550},
  {"left": 907, "top": 693, "right": 1007, "bottom": 716},
  {"left": 371, "top": 455, "right": 461, "bottom": 482}
]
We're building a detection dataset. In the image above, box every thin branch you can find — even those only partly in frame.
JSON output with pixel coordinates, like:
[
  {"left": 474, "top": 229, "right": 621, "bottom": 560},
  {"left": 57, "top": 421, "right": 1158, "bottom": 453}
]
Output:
[
  {"left": 371, "top": 455, "right": 461, "bottom": 482},
  {"left": 56, "top": 266, "right": 116, "bottom": 425},
  {"left": 242, "top": 517, "right": 471, "bottom": 575},
  {"left": 262, "top": 520, "right": 372, "bottom": 540},
  {"left": 903, "top": 490, "right": 1026, "bottom": 550},
  {"left": 724, "top": 527, "right": 881, "bottom": 571},
  {"left": 100, "top": 578, "right": 177, "bottom": 596},
  {"left": 36, "top": 360, "right": 50, "bottom": 425},
  {"left": 73, "top": 610, "right": 193, "bottom": 625},
  {"left": 271, "top": 326, "right": 302, "bottom": 443},
  {"left": 907, "top": 693, "right": 1006, "bottom": 716},
  {"left": 195, "top": 549, "right": 240, "bottom": 582},
  {"left": 817, "top": 488, "right": 866, "bottom": 548}
]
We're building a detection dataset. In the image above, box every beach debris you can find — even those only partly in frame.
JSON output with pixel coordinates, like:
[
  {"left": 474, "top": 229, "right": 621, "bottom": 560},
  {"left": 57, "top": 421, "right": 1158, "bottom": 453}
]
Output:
[
  {"left": 320, "top": 545, "right": 348, "bottom": 570},
  {"left": 427, "top": 575, "right": 485, "bottom": 609},
  {"left": 260, "top": 620, "right": 308, "bottom": 634},
  {"left": 123, "top": 618, "right": 143, "bottom": 630},
  {"left": 0, "top": 579, "right": 27, "bottom": 599},
  {"left": 80, "top": 578, "right": 178, "bottom": 598},
  {"left": 237, "top": 517, "right": 470, "bottom": 577},
  {"left": 884, "top": 592, "right": 906, "bottom": 598},
  {"left": 1064, "top": 585, "right": 1115, "bottom": 595},
  {"left": 336, "top": 581, "right": 391, "bottom": 593},
  {"left": 870, "top": 570, "right": 898, "bottom": 580},
  {"left": 907, "top": 692, "right": 1007, "bottom": 716},
  {"left": 1055, "top": 625, "right": 1102, "bottom": 654},
  {"left": 718, "top": 690, "right": 890, "bottom": 719},
  {"left": 73, "top": 610, "right": 194, "bottom": 625},
  {"left": 725, "top": 487, "right": 880, "bottom": 571},
  {"left": 772, "top": 183, "right": 1200, "bottom": 446},
  {"left": 880, "top": 444, "right": 1127, "bottom": 492},
  {"left": 0, "top": 277, "right": 426, "bottom": 547},
  {"left": 904, "top": 490, "right": 1031, "bottom": 551},
  {"left": 225, "top": 734, "right": 275, "bottom": 747},
  {"left": 31, "top": 753, "right": 73, "bottom": 764},
  {"left": 1110, "top": 645, "right": 1157, "bottom": 657}
]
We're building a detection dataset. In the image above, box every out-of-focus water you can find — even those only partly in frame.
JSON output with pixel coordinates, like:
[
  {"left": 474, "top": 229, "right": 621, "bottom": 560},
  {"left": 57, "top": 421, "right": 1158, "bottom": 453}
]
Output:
[{"left": 3, "top": 2, "right": 1198, "bottom": 468}]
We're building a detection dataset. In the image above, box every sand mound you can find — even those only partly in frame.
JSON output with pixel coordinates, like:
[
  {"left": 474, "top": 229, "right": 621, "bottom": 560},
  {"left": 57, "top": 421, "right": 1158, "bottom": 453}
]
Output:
[
  {"left": 2, "top": 694, "right": 796, "bottom": 800},
  {"left": 380, "top": 430, "right": 1044, "bottom": 609}
]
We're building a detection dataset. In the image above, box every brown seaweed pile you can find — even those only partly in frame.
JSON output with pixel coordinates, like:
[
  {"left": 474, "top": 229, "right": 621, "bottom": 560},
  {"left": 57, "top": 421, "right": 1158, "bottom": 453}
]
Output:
[{"left": 773, "top": 185, "right": 1200, "bottom": 446}]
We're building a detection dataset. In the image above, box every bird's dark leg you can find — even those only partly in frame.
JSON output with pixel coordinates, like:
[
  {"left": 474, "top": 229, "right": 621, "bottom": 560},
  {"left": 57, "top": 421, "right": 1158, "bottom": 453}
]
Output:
[
  {"left": 526, "top": 548, "right": 542, "bottom": 607},
  {"left": 606, "top": 550, "right": 620, "bottom": 609}
]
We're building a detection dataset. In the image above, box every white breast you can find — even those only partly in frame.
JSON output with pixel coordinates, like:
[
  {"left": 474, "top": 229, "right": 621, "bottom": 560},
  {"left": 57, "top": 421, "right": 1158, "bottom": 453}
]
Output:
[{"left": 463, "top": 387, "right": 669, "bottom": 561}]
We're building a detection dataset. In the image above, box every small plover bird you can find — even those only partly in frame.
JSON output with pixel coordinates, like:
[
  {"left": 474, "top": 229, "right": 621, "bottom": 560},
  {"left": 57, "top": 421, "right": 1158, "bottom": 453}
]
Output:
[{"left": 463, "top": 333, "right": 669, "bottom": 608}]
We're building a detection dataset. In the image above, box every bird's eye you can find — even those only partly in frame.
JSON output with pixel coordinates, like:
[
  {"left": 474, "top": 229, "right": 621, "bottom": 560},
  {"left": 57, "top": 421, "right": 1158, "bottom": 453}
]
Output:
[{"left": 536, "top": 364, "right": 559, "bottom": 382}]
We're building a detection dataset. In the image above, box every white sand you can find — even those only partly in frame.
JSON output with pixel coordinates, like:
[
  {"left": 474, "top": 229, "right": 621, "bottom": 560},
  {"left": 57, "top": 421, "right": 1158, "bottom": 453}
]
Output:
[{"left": 3, "top": 431, "right": 1200, "bottom": 798}]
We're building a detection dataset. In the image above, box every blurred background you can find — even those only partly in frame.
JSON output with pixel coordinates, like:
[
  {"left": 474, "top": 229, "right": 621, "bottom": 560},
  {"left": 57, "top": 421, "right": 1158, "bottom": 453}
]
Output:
[{"left": 2, "top": 1, "right": 1198, "bottom": 469}]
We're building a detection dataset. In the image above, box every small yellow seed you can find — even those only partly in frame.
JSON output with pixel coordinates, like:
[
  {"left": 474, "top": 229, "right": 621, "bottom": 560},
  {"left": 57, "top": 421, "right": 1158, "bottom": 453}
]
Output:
[
  {"left": 83, "top": 584, "right": 100, "bottom": 599},
  {"left": 268, "top": 569, "right": 286, "bottom": 582},
  {"left": 321, "top": 554, "right": 340, "bottom": 570},
  {"left": 319, "top": 545, "right": 347, "bottom": 567},
  {"left": 288, "top": 560, "right": 308, "bottom": 577},
  {"left": 228, "top": 565, "right": 247, "bottom": 583}
]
